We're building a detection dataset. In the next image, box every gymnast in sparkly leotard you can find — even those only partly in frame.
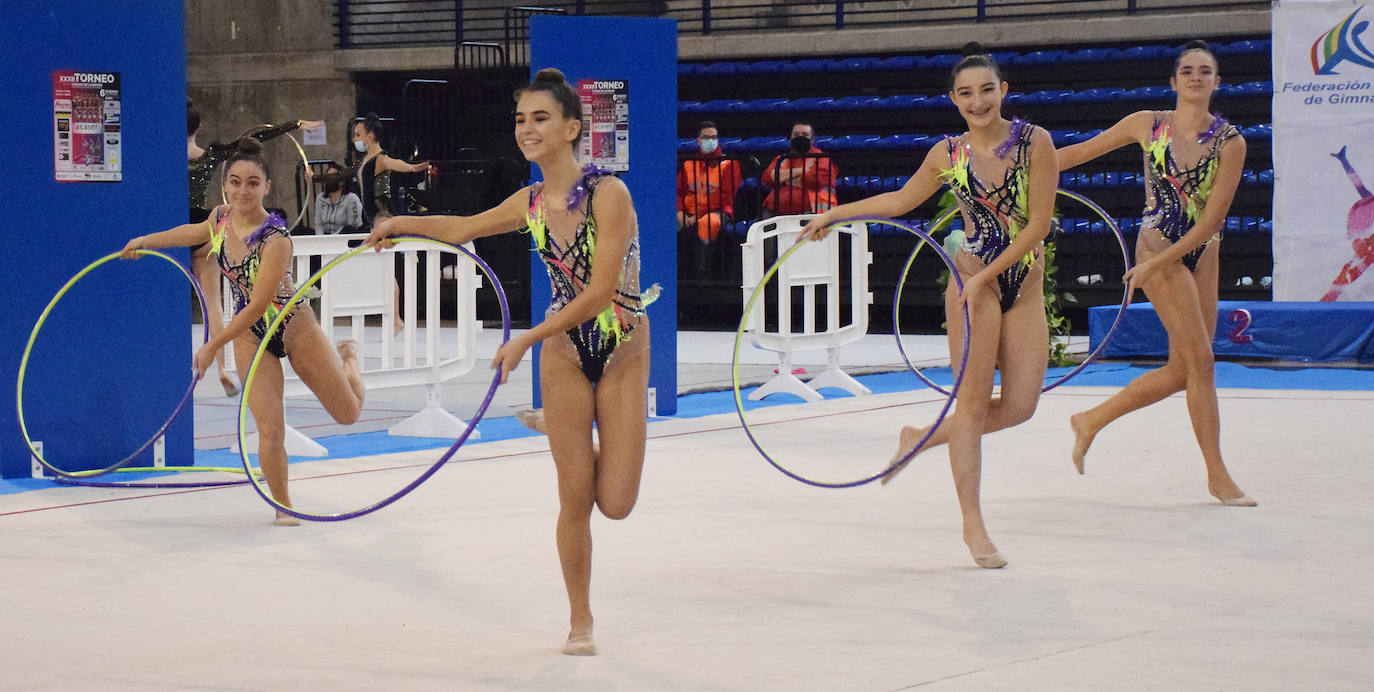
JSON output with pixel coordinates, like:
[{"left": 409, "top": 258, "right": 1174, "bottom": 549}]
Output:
[
  {"left": 367, "top": 68, "right": 655, "bottom": 656},
  {"left": 802, "top": 44, "right": 1057, "bottom": 569},
  {"left": 1057, "top": 39, "right": 1255, "bottom": 507},
  {"left": 943, "top": 117, "right": 1042, "bottom": 313},
  {"left": 186, "top": 100, "right": 319, "bottom": 395},
  {"left": 526, "top": 170, "right": 649, "bottom": 383},
  {"left": 125, "top": 138, "right": 365, "bottom": 526}
]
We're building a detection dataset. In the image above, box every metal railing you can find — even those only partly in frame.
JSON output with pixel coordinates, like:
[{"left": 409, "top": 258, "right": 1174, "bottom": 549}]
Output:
[{"left": 334, "top": 0, "right": 1268, "bottom": 46}]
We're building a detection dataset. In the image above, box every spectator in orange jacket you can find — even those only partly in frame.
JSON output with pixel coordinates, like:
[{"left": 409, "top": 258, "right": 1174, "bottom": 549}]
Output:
[
  {"left": 762, "top": 122, "right": 837, "bottom": 216},
  {"left": 677, "top": 121, "right": 742, "bottom": 244}
]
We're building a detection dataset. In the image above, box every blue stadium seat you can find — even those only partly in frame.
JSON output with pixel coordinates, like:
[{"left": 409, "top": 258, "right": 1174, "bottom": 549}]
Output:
[
  {"left": 873, "top": 133, "right": 931, "bottom": 150},
  {"left": 1012, "top": 50, "right": 1068, "bottom": 67},
  {"left": 1003, "top": 92, "right": 1028, "bottom": 107},
  {"left": 676, "top": 139, "right": 697, "bottom": 155},
  {"left": 823, "top": 134, "right": 882, "bottom": 151},
  {"left": 919, "top": 54, "right": 960, "bottom": 70},
  {"left": 697, "top": 61, "right": 749, "bottom": 76},
  {"left": 825, "top": 95, "right": 883, "bottom": 111},
  {"left": 1119, "top": 45, "right": 1174, "bottom": 61},
  {"left": 1067, "top": 87, "right": 1126, "bottom": 104},
  {"left": 736, "top": 98, "right": 790, "bottom": 114},
  {"left": 695, "top": 99, "right": 747, "bottom": 114},
  {"left": 677, "top": 63, "right": 700, "bottom": 77},
  {"left": 1260, "top": 220, "right": 1274, "bottom": 233},
  {"left": 736, "top": 136, "right": 789, "bottom": 152},
  {"left": 875, "top": 94, "right": 926, "bottom": 110},
  {"left": 1238, "top": 81, "right": 1273, "bottom": 97},
  {"left": 912, "top": 94, "right": 952, "bottom": 110},
  {"left": 740, "top": 60, "right": 794, "bottom": 75},
  {"left": 1242, "top": 169, "right": 1258, "bottom": 185},
  {"left": 828, "top": 57, "right": 884, "bottom": 72},
  {"left": 875, "top": 56, "right": 922, "bottom": 71},
  {"left": 678, "top": 100, "right": 699, "bottom": 115},
  {"left": 1061, "top": 47, "right": 1121, "bottom": 64},
  {"left": 1019, "top": 90, "right": 1072, "bottom": 106},
  {"left": 1240, "top": 124, "right": 1272, "bottom": 141},
  {"left": 1048, "top": 130, "right": 1081, "bottom": 146},
  {"left": 883, "top": 175, "right": 909, "bottom": 192},
  {"left": 789, "top": 58, "right": 838, "bottom": 73},
  {"left": 1216, "top": 39, "right": 1270, "bottom": 56},
  {"left": 777, "top": 96, "right": 834, "bottom": 112},
  {"left": 1120, "top": 85, "right": 1174, "bottom": 102},
  {"left": 1258, "top": 169, "right": 1274, "bottom": 185}
]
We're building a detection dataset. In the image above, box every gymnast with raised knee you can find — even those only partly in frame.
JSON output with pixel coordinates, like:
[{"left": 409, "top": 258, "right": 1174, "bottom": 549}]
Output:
[
  {"left": 1056, "top": 40, "right": 1255, "bottom": 507},
  {"left": 367, "top": 68, "right": 653, "bottom": 654},
  {"left": 801, "top": 43, "right": 1057, "bottom": 568},
  {"left": 125, "top": 137, "right": 366, "bottom": 525}
]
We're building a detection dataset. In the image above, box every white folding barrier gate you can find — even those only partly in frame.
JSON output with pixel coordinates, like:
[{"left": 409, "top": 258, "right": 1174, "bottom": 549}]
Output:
[
  {"left": 740, "top": 215, "right": 873, "bottom": 401},
  {"left": 226, "top": 233, "right": 484, "bottom": 456}
]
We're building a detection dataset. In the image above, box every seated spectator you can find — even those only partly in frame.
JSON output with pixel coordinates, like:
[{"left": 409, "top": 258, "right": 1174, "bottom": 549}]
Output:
[
  {"left": 762, "top": 122, "right": 837, "bottom": 216},
  {"left": 313, "top": 162, "right": 364, "bottom": 234},
  {"left": 677, "top": 121, "right": 742, "bottom": 244}
]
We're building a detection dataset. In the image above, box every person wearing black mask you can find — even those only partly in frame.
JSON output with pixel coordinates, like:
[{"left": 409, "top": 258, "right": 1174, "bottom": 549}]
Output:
[
  {"left": 761, "top": 122, "right": 837, "bottom": 215},
  {"left": 313, "top": 162, "right": 364, "bottom": 235}
]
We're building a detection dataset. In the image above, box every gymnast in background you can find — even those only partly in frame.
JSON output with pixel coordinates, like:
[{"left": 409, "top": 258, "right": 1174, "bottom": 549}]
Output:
[
  {"left": 131, "top": 139, "right": 365, "bottom": 525},
  {"left": 1057, "top": 40, "right": 1255, "bottom": 507}
]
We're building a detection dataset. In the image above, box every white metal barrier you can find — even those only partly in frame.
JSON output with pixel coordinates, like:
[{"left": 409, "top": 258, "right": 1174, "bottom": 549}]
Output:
[
  {"left": 227, "top": 233, "right": 483, "bottom": 455},
  {"left": 740, "top": 215, "right": 873, "bottom": 401}
]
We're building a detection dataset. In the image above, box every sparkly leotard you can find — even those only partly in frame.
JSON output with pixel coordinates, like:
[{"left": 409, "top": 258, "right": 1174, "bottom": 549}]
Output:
[
  {"left": 188, "top": 120, "right": 302, "bottom": 219},
  {"left": 526, "top": 172, "right": 649, "bottom": 383},
  {"left": 1140, "top": 111, "right": 1241, "bottom": 272},
  {"left": 940, "top": 119, "right": 1042, "bottom": 313},
  {"left": 209, "top": 209, "right": 300, "bottom": 359}
]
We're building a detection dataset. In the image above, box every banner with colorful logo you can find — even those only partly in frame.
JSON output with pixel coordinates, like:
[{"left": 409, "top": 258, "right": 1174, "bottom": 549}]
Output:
[{"left": 1273, "top": 1, "right": 1374, "bottom": 300}]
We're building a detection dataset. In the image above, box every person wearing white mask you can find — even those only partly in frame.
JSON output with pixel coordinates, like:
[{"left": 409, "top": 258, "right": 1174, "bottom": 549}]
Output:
[{"left": 676, "top": 121, "right": 741, "bottom": 244}]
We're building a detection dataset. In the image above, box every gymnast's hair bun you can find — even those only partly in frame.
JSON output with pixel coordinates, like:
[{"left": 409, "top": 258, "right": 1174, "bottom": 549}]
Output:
[
  {"left": 235, "top": 137, "right": 263, "bottom": 155},
  {"left": 1183, "top": 39, "right": 1210, "bottom": 52},
  {"left": 533, "top": 67, "right": 567, "bottom": 84},
  {"left": 961, "top": 41, "right": 986, "bottom": 57}
]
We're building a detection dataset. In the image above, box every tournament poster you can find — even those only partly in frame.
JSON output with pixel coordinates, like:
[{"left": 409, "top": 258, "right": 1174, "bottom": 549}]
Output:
[{"left": 53, "top": 70, "right": 122, "bottom": 182}]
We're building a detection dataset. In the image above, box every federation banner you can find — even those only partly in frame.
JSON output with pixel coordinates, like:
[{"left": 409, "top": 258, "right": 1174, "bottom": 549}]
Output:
[{"left": 1273, "top": 1, "right": 1374, "bottom": 300}]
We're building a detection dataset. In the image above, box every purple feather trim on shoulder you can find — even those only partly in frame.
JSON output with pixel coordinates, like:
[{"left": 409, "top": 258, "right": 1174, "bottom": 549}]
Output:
[
  {"left": 1197, "top": 114, "right": 1229, "bottom": 144},
  {"left": 244, "top": 212, "right": 287, "bottom": 247},
  {"left": 565, "top": 163, "right": 618, "bottom": 211},
  {"left": 994, "top": 118, "right": 1029, "bottom": 159}
]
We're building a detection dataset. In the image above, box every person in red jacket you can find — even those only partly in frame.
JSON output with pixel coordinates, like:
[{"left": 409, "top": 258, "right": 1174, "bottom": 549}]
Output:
[
  {"left": 677, "top": 121, "right": 742, "bottom": 244},
  {"left": 762, "top": 122, "right": 837, "bottom": 215}
]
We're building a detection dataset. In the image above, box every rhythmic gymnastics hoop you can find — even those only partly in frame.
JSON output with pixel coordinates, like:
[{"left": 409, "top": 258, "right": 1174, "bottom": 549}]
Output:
[
  {"left": 892, "top": 188, "right": 1133, "bottom": 396},
  {"left": 733, "top": 217, "right": 970, "bottom": 489},
  {"left": 236, "top": 236, "right": 510, "bottom": 521},
  {"left": 222, "top": 125, "right": 311, "bottom": 232},
  {"left": 15, "top": 249, "right": 244, "bottom": 487}
]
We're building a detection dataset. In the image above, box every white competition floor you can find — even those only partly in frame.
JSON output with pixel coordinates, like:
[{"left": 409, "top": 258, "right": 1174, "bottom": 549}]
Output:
[{"left": 3, "top": 330, "right": 1373, "bottom": 690}]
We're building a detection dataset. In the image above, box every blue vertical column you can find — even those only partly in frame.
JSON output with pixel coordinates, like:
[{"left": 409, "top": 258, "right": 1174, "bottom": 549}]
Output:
[
  {"left": 0, "top": 1, "right": 187, "bottom": 477},
  {"left": 528, "top": 16, "right": 679, "bottom": 415}
]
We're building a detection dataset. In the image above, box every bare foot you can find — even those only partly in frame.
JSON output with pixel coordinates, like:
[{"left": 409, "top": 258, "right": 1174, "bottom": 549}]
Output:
[
  {"left": 1210, "top": 482, "right": 1258, "bottom": 507},
  {"left": 516, "top": 408, "right": 548, "bottom": 435},
  {"left": 219, "top": 372, "right": 239, "bottom": 397},
  {"left": 880, "top": 425, "right": 927, "bottom": 486},
  {"left": 273, "top": 511, "right": 301, "bottom": 527},
  {"left": 336, "top": 338, "right": 359, "bottom": 362},
  {"left": 562, "top": 625, "right": 596, "bottom": 656},
  {"left": 963, "top": 533, "right": 1006, "bottom": 569},
  {"left": 1069, "top": 412, "right": 1095, "bottom": 475}
]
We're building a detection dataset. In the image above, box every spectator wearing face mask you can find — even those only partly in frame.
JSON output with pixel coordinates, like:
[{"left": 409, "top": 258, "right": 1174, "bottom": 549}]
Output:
[
  {"left": 313, "top": 162, "right": 364, "bottom": 234},
  {"left": 761, "top": 122, "right": 837, "bottom": 216},
  {"left": 677, "top": 121, "right": 742, "bottom": 244}
]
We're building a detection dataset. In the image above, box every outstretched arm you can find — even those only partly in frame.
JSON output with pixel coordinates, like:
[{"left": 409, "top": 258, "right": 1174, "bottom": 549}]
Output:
[
  {"left": 121, "top": 217, "right": 216, "bottom": 257},
  {"left": 366, "top": 186, "right": 528, "bottom": 249},
  {"left": 1056, "top": 110, "right": 1154, "bottom": 170},
  {"left": 798, "top": 143, "right": 947, "bottom": 241}
]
